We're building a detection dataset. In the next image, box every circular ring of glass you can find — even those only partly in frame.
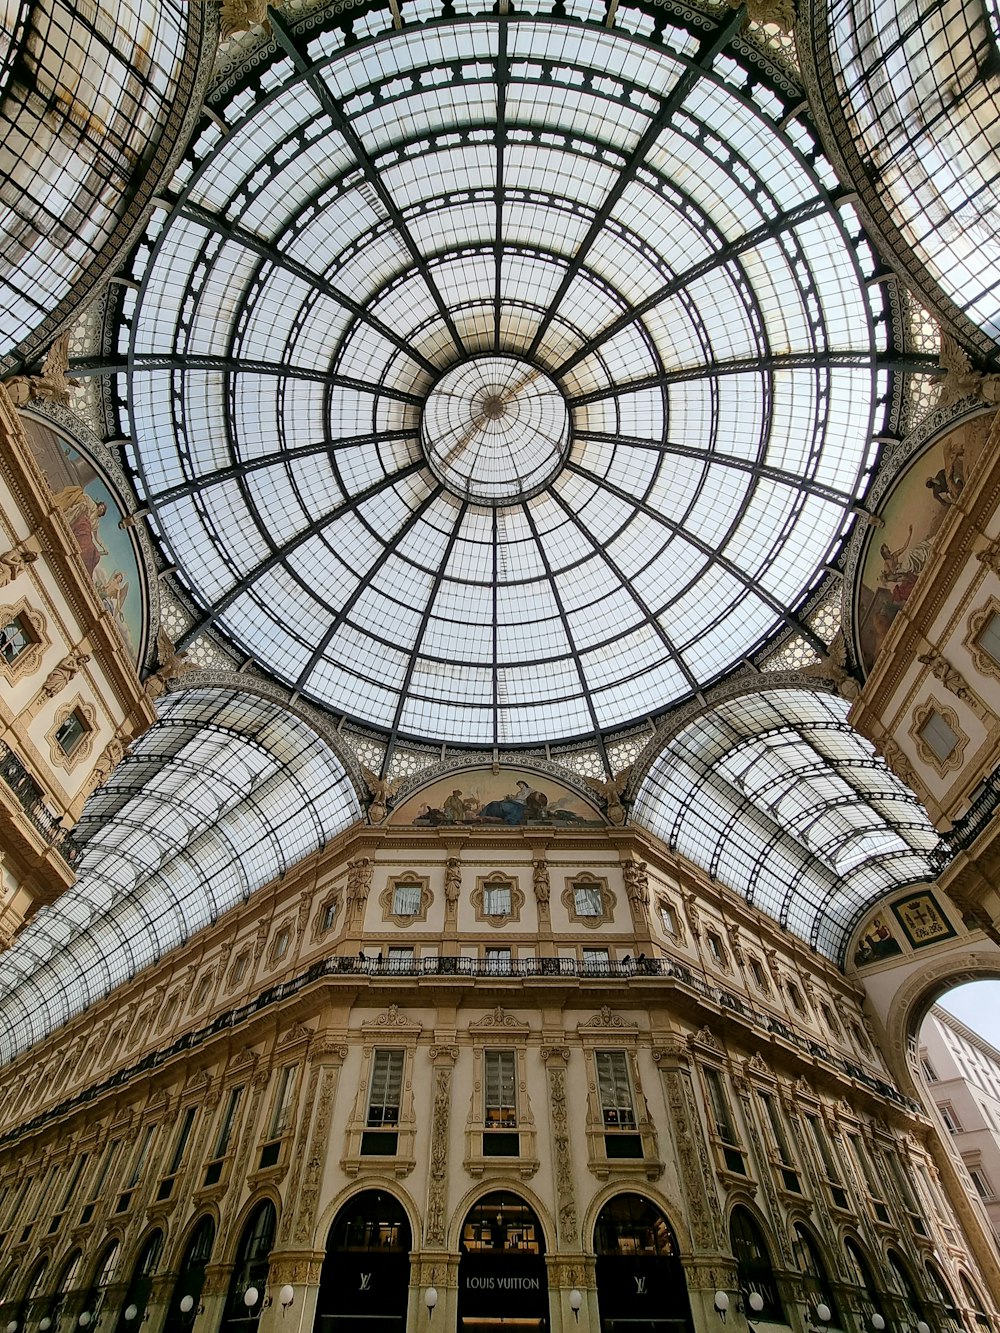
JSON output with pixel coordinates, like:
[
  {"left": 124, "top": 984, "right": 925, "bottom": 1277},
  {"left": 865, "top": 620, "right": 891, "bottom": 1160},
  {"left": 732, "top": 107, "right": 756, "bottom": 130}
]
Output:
[{"left": 422, "top": 356, "right": 570, "bottom": 504}]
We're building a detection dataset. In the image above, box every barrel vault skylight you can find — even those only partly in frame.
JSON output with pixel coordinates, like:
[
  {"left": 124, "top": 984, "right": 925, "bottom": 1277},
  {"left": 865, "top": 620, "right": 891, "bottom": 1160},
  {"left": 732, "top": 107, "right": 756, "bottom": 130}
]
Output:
[{"left": 92, "top": 0, "right": 897, "bottom": 752}]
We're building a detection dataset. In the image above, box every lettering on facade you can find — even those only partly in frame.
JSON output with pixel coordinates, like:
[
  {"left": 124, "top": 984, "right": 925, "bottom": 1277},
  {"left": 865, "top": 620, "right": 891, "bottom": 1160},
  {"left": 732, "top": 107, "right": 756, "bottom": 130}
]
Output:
[
  {"left": 359, "top": 1273, "right": 372, "bottom": 1291},
  {"left": 634, "top": 1276, "right": 647, "bottom": 1296},
  {"left": 465, "top": 1277, "right": 542, "bottom": 1290}
]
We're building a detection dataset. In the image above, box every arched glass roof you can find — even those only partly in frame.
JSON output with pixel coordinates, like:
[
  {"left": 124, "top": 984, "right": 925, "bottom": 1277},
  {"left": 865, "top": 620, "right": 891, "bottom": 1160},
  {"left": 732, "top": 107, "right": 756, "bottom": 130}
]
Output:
[
  {"left": 0, "top": 689, "right": 361, "bottom": 1063},
  {"left": 811, "top": 0, "right": 1000, "bottom": 351},
  {"left": 103, "top": 1, "right": 894, "bottom": 751},
  {"left": 0, "top": 0, "right": 205, "bottom": 371},
  {"left": 632, "top": 688, "right": 941, "bottom": 961}
]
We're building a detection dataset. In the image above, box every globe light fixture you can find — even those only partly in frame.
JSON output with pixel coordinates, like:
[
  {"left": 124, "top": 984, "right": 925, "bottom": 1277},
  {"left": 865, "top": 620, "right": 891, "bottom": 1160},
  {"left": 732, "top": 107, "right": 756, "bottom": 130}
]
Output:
[
  {"left": 244, "top": 1288, "right": 260, "bottom": 1308},
  {"left": 570, "top": 1290, "right": 583, "bottom": 1323},
  {"left": 715, "top": 1292, "right": 730, "bottom": 1322},
  {"left": 425, "top": 1288, "right": 438, "bottom": 1321},
  {"left": 815, "top": 1305, "right": 832, "bottom": 1324}
]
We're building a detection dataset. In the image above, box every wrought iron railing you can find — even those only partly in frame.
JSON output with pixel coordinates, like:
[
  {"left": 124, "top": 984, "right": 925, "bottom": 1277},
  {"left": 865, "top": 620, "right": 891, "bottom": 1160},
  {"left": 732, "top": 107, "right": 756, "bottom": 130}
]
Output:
[
  {"left": 0, "top": 742, "right": 80, "bottom": 865},
  {"left": 930, "top": 764, "right": 1000, "bottom": 872}
]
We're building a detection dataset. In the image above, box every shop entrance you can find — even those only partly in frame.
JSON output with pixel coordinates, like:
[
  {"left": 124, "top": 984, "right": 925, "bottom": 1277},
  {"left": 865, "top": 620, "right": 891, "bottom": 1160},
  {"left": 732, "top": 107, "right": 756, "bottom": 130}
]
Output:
[
  {"left": 594, "top": 1195, "right": 693, "bottom": 1333},
  {"left": 313, "top": 1190, "right": 412, "bottom": 1333},
  {"left": 458, "top": 1192, "right": 549, "bottom": 1333}
]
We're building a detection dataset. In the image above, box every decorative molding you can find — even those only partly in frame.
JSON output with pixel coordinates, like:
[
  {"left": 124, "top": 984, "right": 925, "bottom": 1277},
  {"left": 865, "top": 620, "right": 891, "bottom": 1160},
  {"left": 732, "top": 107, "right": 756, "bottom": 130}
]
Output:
[
  {"left": 547, "top": 1062, "right": 578, "bottom": 1243},
  {"left": 471, "top": 871, "right": 524, "bottom": 926},
  {"left": 965, "top": 595, "right": 1000, "bottom": 683},
  {"left": 368, "top": 1004, "right": 421, "bottom": 1031},
  {"left": 425, "top": 1062, "right": 453, "bottom": 1246},
  {"left": 561, "top": 873, "right": 615, "bottom": 928},
  {"left": 910, "top": 697, "right": 969, "bottom": 775},
  {"left": 581, "top": 1006, "right": 628, "bottom": 1030},
  {"left": 45, "top": 695, "right": 97, "bottom": 771},
  {"left": 379, "top": 872, "right": 432, "bottom": 927},
  {"left": 469, "top": 1006, "right": 528, "bottom": 1032},
  {"left": 0, "top": 597, "right": 47, "bottom": 681}
]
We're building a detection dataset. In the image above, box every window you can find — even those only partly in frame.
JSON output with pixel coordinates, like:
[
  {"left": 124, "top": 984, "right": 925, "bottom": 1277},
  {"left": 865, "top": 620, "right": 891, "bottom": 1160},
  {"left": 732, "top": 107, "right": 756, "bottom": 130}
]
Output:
[
  {"left": 126, "top": 1126, "right": 156, "bottom": 1190},
  {"left": 368, "top": 1050, "right": 404, "bottom": 1127},
  {"left": 730, "top": 1207, "right": 784, "bottom": 1322},
  {"left": 483, "top": 883, "right": 512, "bottom": 916},
  {"left": 939, "top": 1103, "right": 963, "bottom": 1134},
  {"left": 271, "top": 925, "right": 291, "bottom": 962},
  {"left": 759, "top": 1092, "right": 800, "bottom": 1192},
  {"left": 596, "top": 1051, "right": 636, "bottom": 1129},
  {"left": 848, "top": 1135, "right": 890, "bottom": 1222},
  {"left": 704, "top": 1066, "right": 744, "bottom": 1173},
  {"left": 54, "top": 709, "right": 88, "bottom": 756},
  {"left": 787, "top": 980, "right": 806, "bottom": 1014},
  {"left": 707, "top": 931, "right": 728, "bottom": 968},
  {"left": 574, "top": 884, "right": 604, "bottom": 916},
  {"left": 268, "top": 1065, "right": 298, "bottom": 1138},
  {"left": 975, "top": 609, "right": 1000, "bottom": 663},
  {"left": 748, "top": 957, "right": 770, "bottom": 993},
  {"left": 0, "top": 614, "right": 33, "bottom": 664},
  {"left": 659, "top": 900, "right": 679, "bottom": 936},
  {"left": 191, "top": 974, "right": 213, "bottom": 1010},
  {"left": 820, "top": 1002, "right": 842, "bottom": 1039},
  {"left": 485, "top": 1051, "right": 517, "bottom": 1127},
  {"left": 392, "top": 882, "right": 423, "bottom": 916},
  {"left": 320, "top": 899, "right": 337, "bottom": 932},
  {"left": 167, "top": 1108, "right": 196, "bottom": 1175},
  {"left": 230, "top": 951, "right": 250, "bottom": 987},
  {"left": 583, "top": 948, "right": 610, "bottom": 974},
  {"left": 485, "top": 948, "right": 511, "bottom": 974},
  {"left": 918, "top": 709, "right": 960, "bottom": 762},
  {"left": 206, "top": 1086, "right": 243, "bottom": 1185},
  {"left": 921, "top": 1057, "right": 937, "bottom": 1082},
  {"left": 969, "top": 1167, "right": 993, "bottom": 1200},
  {"left": 387, "top": 947, "right": 414, "bottom": 972}
]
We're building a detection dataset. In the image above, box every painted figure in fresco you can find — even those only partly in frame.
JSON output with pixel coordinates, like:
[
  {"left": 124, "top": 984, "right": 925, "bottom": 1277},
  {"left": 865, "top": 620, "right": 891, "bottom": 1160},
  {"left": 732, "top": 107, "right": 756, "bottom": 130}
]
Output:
[
  {"left": 53, "top": 485, "right": 109, "bottom": 577},
  {"left": 481, "top": 779, "right": 535, "bottom": 824}
]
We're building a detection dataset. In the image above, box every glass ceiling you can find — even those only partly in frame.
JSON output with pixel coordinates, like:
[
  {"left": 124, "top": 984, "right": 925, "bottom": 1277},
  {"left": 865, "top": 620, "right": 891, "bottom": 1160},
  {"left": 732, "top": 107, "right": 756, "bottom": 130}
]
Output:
[
  {"left": 632, "top": 687, "right": 941, "bottom": 961},
  {"left": 105, "top": 1, "right": 891, "bottom": 750},
  {"left": 0, "top": 689, "right": 360, "bottom": 1064},
  {"left": 0, "top": 0, "right": 197, "bottom": 370},
  {"left": 823, "top": 0, "right": 1000, "bottom": 348}
]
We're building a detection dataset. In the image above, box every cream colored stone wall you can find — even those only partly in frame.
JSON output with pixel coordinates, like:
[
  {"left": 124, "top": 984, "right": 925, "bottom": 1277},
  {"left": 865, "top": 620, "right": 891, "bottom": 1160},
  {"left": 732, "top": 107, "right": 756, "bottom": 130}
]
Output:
[{"left": 0, "top": 825, "right": 994, "bottom": 1333}]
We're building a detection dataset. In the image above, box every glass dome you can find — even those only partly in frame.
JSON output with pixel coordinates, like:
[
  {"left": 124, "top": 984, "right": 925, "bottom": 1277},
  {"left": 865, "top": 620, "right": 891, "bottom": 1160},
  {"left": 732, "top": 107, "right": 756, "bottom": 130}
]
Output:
[{"left": 110, "top": 2, "right": 892, "bottom": 749}]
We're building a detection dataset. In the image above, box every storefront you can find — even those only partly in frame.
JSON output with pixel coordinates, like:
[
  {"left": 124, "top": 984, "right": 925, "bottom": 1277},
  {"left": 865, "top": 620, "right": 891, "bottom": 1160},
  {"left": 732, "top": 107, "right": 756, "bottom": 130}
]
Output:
[
  {"left": 315, "top": 1191, "right": 412, "bottom": 1333},
  {"left": 594, "top": 1195, "right": 693, "bottom": 1333},
  {"left": 458, "top": 1192, "right": 550, "bottom": 1333}
]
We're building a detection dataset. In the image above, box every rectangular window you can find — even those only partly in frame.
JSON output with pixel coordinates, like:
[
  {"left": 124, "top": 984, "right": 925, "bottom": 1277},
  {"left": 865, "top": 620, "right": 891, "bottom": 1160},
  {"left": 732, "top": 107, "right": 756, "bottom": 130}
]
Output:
[
  {"left": 939, "top": 1103, "right": 963, "bottom": 1134},
  {"left": 268, "top": 1065, "right": 298, "bottom": 1138},
  {"left": 748, "top": 958, "right": 770, "bottom": 993},
  {"left": 126, "top": 1124, "right": 156, "bottom": 1189},
  {"left": 596, "top": 1051, "right": 636, "bottom": 1129},
  {"left": 807, "top": 1117, "right": 848, "bottom": 1206},
  {"left": 574, "top": 884, "right": 604, "bottom": 916},
  {"left": 483, "top": 884, "right": 512, "bottom": 915},
  {"left": 659, "top": 901, "right": 678, "bottom": 936},
  {"left": 320, "top": 900, "right": 337, "bottom": 932},
  {"left": 976, "top": 610, "right": 1000, "bottom": 662},
  {"left": 0, "top": 614, "right": 32, "bottom": 664},
  {"left": 759, "top": 1092, "right": 800, "bottom": 1191},
  {"left": 820, "top": 1003, "right": 842, "bottom": 1039},
  {"left": 59, "top": 1155, "right": 88, "bottom": 1212},
  {"left": 485, "top": 1051, "right": 517, "bottom": 1127},
  {"left": 214, "top": 1086, "right": 244, "bottom": 1159},
  {"left": 168, "top": 1106, "right": 197, "bottom": 1175},
  {"left": 707, "top": 931, "right": 728, "bottom": 967},
  {"left": 921, "top": 1057, "right": 937, "bottom": 1082},
  {"left": 583, "top": 948, "right": 610, "bottom": 974},
  {"left": 485, "top": 948, "right": 511, "bottom": 975},
  {"left": 368, "top": 1050, "right": 404, "bottom": 1127},
  {"left": 704, "top": 1067, "right": 738, "bottom": 1144},
  {"left": 919, "top": 710, "right": 960, "bottom": 762},
  {"left": 392, "top": 882, "right": 422, "bottom": 916},
  {"left": 272, "top": 926, "right": 290, "bottom": 961},
  {"left": 849, "top": 1135, "right": 890, "bottom": 1221},
  {"left": 54, "top": 710, "right": 88, "bottom": 756},
  {"left": 969, "top": 1168, "right": 993, "bottom": 1200}
]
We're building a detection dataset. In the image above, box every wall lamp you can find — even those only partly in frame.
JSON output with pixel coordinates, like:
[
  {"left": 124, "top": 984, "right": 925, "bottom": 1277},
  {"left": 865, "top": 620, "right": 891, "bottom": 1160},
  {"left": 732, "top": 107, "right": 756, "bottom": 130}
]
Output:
[
  {"left": 123, "top": 1306, "right": 150, "bottom": 1323},
  {"left": 714, "top": 1291, "right": 765, "bottom": 1324},
  {"left": 178, "top": 1296, "right": 204, "bottom": 1316},
  {"left": 570, "top": 1290, "right": 583, "bottom": 1323},
  {"left": 425, "top": 1288, "right": 439, "bottom": 1321},
  {"left": 279, "top": 1287, "right": 295, "bottom": 1314},
  {"left": 870, "top": 1315, "right": 886, "bottom": 1332},
  {"left": 811, "top": 1304, "right": 833, "bottom": 1327}
]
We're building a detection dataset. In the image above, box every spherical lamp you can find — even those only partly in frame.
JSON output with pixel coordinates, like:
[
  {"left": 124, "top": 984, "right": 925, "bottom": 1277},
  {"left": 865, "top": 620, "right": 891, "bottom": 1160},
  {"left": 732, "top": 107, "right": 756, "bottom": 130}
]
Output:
[
  {"left": 279, "top": 1286, "right": 295, "bottom": 1309},
  {"left": 570, "top": 1290, "right": 583, "bottom": 1324},
  {"left": 124, "top": 1307, "right": 139, "bottom": 1323},
  {"left": 749, "top": 1294, "right": 765, "bottom": 1314},
  {"left": 815, "top": 1305, "right": 832, "bottom": 1325},
  {"left": 179, "top": 1295, "right": 194, "bottom": 1314},
  {"left": 872, "top": 1316, "right": 886, "bottom": 1331},
  {"left": 244, "top": 1288, "right": 260, "bottom": 1308},
  {"left": 425, "top": 1288, "right": 438, "bottom": 1321}
]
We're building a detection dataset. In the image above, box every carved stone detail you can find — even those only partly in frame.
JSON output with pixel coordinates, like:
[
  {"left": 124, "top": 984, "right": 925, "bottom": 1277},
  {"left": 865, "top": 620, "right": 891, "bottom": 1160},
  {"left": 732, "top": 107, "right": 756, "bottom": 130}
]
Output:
[
  {"left": 294, "top": 1059, "right": 341, "bottom": 1244},
  {"left": 425, "top": 1063, "right": 453, "bottom": 1246},
  {"left": 547, "top": 1062, "right": 578, "bottom": 1244},
  {"left": 659, "top": 1061, "right": 721, "bottom": 1249}
]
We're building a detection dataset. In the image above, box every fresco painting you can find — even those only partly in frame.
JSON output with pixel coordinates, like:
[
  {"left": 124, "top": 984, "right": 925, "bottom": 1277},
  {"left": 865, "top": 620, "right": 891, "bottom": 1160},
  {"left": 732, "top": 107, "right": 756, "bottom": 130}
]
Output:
[
  {"left": 852, "top": 911, "right": 903, "bottom": 968},
  {"left": 389, "top": 768, "right": 605, "bottom": 827},
  {"left": 856, "top": 413, "right": 993, "bottom": 673},
  {"left": 21, "top": 415, "right": 144, "bottom": 662}
]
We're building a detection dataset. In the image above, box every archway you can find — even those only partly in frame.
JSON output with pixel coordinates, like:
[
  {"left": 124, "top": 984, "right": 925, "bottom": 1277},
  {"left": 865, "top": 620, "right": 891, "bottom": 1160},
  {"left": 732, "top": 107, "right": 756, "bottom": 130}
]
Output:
[
  {"left": 114, "top": 1231, "right": 163, "bottom": 1332},
  {"left": 167, "top": 1216, "right": 216, "bottom": 1328},
  {"left": 593, "top": 1194, "right": 694, "bottom": 1333},
  {"left": 730, "top": 1208, "right": 784, "bottom": 1324},
  {"left": 793, "top": 1224, "right": 839, "bottom": 1326},
  {"left": 314, "top": 1190, "right": 412, "bottom": 1333},
  {"left": 221, "top": 1201, "right": 278, "bottom": 1332},
  {"left": 79, "top": 1240, "right": 120, "bottom": 1326},
  {"left": 458, "top": 1191, "right": 549, "bottom": 1333}
]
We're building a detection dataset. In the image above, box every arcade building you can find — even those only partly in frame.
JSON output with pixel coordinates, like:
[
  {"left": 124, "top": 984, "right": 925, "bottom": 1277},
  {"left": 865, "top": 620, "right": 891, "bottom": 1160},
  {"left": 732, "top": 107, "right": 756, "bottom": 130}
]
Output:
[{"left": 1, "top": 3, "right": 1000, "bottom": 1333}]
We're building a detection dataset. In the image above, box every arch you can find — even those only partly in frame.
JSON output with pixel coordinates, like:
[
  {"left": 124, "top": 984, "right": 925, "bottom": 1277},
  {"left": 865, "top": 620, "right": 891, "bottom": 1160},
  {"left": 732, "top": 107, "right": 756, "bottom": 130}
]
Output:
[
  {"left": 886, "top": 1250, "right": 926, "bottom": 1322},
  {"left": 78, "top": 1238, "right": 121, "bottom": 1326},
  {"left": 114, "top": 1229, "right": 165, "bottom": 1333},
  {"left": 593, "top": 1193, "right": 694, "bottom": 1333},
  {"left": 632, "top": 687, "right": 939, "bottom": 960},
  {"left": 958, "top": 1272, "right": 993, "bottom": 1329},
  {"left": 315, "top": 1189, "right": 412, "bottom": 1333},
  {"left": 582, "top": 1183, "right": 693, "bottom": 1260},
  {"left": 166, "top": 1214, "right": 216, "bottom": 1329},
  {"left": 220, "top": 1199, "right": 278, "bottom": 1332},
  {"left": 449, "top": 1180, "right": 557, "bottom": 1256},
  {"left": 925, "top": 1261, "right": 963, "bottom": 1331},
  {"left": 843, "top": 1237, "right": 886, "bottom": 1327},
  {"left": 458, "top": 1191, "right": 549, "bottom": 1333},
  {"left": 792, "top": 1222, "right": 839, "bottom": 1326},
  {"left": 729, "top": 1206, "right": 784, "bottom": 1323},
  {"left": 22, "top": 1255, "right": 50, "bottom": 1302},
  {"left": 313, "top": 1178, "right": 421, "bottom": 1257}
]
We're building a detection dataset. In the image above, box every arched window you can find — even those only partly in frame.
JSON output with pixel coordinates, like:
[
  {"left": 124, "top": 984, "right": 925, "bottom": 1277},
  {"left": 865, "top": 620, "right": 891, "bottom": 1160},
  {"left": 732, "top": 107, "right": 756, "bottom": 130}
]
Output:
[
  {"left": 887, "top": 1252, "right": 925, "bottom": 1324},
  {"left": 316, "top": 1192, "right": 412, "bottom": 1333},
  {"left": 959, "top": 1274, "right": 991, "bottom": 1330},
  {"left": 844, "top": 1240, "right": 885, "bottom": 1328},
  {"left": 925, "top": 1263, "right": 964, "bottom": 1332},
  {"left": 168, "top": 1216, "right": 215, "bottom": 1328},
  {"left": 24, "top": 1257, "right": 49, "bottom": 1301},
  {"left": 793, "top": 1224, "right": 839, "bottom": 1326},
  {"left": 594, "top": 1195, "right": 694, "bottom": 1333},
  {"left": 80, "top": 1240, "right": 120, "bottom": 1325},
  {"left": 114, "top": 1230, "right": 164, "bottom": 1333},
  {"left": 729, "top": 1208, "right": 783, "bottom": 1323},
  {"left": 221, "top": 1200, "right": 278, "bottom": 1331}
]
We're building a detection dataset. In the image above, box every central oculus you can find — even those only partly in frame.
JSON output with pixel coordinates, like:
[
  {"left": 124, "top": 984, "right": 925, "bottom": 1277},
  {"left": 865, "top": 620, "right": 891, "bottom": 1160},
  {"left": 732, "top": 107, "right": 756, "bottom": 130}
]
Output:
[{"left": 421, "top": 355, "right": 570, "bottom": 504}]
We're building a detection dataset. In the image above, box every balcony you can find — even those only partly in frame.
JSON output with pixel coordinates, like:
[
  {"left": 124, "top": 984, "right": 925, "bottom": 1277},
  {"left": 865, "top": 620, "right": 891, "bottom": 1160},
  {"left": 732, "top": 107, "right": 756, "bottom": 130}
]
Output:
[{"left": 0, "top": 741, "right": 80, "bottom": 866}]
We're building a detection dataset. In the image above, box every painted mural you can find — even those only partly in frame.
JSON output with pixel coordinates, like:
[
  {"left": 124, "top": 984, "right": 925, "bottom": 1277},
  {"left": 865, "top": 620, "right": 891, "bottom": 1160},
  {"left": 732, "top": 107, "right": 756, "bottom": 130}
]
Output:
[
  {"left": 21, "top": 415, "right": 145, "bottom": 662},
  {"left": 852, "top": 911, "right": 903, "bottom": 968},
  {"left": 389, "top": 768, "right": 605, "bottom": 827},
  {"left": 856, "top": 413, "right": 993, "bottom": 673}
]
